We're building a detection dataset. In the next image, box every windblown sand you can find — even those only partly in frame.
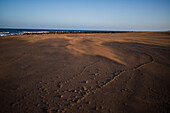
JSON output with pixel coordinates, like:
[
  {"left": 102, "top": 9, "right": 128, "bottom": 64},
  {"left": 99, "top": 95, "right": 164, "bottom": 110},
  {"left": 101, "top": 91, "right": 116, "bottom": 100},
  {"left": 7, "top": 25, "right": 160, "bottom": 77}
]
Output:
[{"left": 0, "top": 32, "right": 170, "bottom": 113}]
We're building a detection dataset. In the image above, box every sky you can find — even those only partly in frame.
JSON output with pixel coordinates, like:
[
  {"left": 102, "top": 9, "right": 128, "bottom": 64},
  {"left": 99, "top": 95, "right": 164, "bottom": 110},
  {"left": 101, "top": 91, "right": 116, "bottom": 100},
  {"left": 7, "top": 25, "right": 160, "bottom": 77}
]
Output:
[{"left": 0, "top": 0, "right": 170, "bottom": 31}]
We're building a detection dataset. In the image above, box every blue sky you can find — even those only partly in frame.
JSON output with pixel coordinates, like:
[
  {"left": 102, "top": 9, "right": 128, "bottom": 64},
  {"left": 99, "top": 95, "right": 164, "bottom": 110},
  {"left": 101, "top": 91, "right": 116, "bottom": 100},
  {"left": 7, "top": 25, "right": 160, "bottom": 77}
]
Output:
[{"left": 0, "top": 0, "right": 170, "bottom": 31}]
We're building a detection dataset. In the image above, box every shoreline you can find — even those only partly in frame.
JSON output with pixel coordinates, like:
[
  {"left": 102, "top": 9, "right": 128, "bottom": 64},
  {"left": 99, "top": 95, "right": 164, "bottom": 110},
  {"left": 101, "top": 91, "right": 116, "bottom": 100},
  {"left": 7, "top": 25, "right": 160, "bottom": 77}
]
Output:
[{"left": 0, "top": 28, "right": 169, "bottom": 37}]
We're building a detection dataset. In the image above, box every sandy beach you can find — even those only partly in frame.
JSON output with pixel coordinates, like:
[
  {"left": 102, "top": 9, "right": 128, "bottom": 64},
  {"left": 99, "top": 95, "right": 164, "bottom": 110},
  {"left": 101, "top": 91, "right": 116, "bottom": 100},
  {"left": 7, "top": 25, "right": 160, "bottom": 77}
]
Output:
[{"left": 0, "top": 32, "right": 170, "bottom": 113}]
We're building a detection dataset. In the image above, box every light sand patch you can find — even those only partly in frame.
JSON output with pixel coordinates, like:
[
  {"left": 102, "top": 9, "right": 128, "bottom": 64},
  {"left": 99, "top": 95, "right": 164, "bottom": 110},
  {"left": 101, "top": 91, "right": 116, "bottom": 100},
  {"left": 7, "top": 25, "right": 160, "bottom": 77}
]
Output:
[{"left": 67, "top": 38, "right": 127, "bottom": 65}]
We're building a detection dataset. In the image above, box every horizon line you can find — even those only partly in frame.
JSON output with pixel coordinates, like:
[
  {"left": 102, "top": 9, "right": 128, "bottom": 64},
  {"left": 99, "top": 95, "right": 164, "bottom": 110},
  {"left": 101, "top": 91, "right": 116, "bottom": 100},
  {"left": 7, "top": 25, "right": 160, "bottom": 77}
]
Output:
[{"left": 0, "top": 27, "right": 170, "bottom": 32}]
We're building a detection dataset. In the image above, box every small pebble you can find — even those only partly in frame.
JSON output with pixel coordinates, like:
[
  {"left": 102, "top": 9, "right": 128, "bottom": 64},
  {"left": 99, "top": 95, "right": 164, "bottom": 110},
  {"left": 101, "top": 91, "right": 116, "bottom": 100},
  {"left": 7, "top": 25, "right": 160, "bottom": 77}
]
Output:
[
  {"left": 94, "top": 73, "right": 98, "bottom": 76},
  {"left": 59, "top": 95, "right": 63, "bottom": 98},
  {"left": 11, "top": 103, "right": 15, "bottom": 107},
  {"left": 85, "top": 81, "right": 88, "bottom": 83},
  {"left": 36, "top": 104, "right": 40, "bottom": 107},
  {"left": 83, "top": 87, "right": 87, "bottom": 91},
  {"left": 93, "top": 106, "right": 98, "bottom": 110},
  {"left": 74, "top": 90, "right": 77, "bottom": 93}
]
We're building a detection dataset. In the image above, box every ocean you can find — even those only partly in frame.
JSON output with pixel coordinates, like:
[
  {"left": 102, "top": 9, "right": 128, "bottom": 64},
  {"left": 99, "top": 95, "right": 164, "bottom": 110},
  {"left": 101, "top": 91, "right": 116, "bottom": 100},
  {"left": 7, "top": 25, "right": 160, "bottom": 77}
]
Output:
[{"left": 0, "top": 28, "right": 127, "bottom": 36}]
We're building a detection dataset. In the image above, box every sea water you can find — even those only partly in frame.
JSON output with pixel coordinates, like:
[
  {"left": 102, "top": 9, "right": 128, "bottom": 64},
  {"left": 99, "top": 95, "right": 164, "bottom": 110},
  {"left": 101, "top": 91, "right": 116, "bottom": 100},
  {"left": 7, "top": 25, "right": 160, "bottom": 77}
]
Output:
[{"left": 0, "top": 28, "right": 126, "bottom": 36}]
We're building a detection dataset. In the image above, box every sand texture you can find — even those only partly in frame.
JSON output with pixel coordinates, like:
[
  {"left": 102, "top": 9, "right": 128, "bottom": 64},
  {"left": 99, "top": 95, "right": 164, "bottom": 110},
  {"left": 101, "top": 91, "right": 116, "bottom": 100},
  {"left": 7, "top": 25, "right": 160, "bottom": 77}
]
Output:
[{"left": 0, "top": 32, "right": 170, "bottom": 113}]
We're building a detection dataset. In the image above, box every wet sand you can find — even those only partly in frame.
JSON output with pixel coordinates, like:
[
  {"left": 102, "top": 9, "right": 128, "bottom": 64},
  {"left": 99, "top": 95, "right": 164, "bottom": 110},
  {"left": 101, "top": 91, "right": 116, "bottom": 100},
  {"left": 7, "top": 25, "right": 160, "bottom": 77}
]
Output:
[{"left": 0, "top": 32, "right": 170, "bottom": 113}]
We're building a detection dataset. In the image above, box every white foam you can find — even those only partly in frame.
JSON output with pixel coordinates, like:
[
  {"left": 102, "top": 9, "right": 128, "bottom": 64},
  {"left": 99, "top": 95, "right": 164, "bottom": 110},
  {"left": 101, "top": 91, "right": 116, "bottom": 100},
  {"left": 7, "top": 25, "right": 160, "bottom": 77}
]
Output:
[
  {"left": 0, "top": 33, "right": 8, "bottom": 36},
  {"left": 23, "top": 31, "right": 49, "bottom": 34},
  {"left": 0, "top": 31, "right": 51, "bottom": 36}
]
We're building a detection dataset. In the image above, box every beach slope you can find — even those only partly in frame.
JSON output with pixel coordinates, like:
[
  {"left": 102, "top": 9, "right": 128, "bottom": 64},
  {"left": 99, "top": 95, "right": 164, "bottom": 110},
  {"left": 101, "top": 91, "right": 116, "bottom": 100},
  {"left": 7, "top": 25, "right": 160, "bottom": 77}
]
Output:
[{"left": 0, "top": 32, "right": 170, "bottom": 113}]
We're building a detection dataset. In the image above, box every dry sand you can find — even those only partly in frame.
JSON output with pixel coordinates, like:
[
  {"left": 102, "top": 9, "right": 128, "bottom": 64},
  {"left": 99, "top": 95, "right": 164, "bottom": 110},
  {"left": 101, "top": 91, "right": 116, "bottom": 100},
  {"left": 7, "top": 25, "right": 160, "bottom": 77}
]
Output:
[{"left": 0, "top": 32, "right": 170, "bottom": 113}]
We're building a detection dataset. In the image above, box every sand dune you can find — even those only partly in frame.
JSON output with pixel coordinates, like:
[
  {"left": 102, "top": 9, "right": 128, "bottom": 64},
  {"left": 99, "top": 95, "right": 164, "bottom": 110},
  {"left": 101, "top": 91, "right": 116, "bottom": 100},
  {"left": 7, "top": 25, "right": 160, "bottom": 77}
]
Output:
[
  {"left": 67, "top": 38, "right": 127, "bottom": 65},
  {"left": 0, "top": 32, "right": 169, "bottom": 113}
]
